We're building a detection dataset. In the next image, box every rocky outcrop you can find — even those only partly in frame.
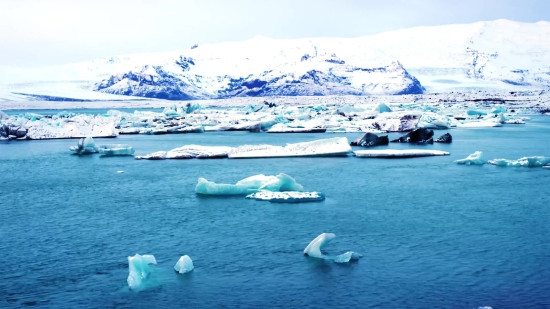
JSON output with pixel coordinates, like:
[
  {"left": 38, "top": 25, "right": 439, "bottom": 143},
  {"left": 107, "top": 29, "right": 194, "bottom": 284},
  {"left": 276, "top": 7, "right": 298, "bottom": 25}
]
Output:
[
  {"left": 350, "top": 133, "right": 389, "bottom": 147},
  {"left": 391, "top": 128, "right": 434, "bottom": 144},
  {"left": 435, "top": 133, "right": 453, "bottom": 143}
]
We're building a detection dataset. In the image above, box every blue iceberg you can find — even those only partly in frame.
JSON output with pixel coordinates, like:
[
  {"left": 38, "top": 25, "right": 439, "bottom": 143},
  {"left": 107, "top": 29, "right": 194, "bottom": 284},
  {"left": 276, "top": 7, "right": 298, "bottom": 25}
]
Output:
[
  {"left": 195, "top": 173, "right": 304, "bottom": 195},
  {"left": 98, "top": 144, "right": 135, "bottom": 156},
  {"left": 304, "top": 233, "right": 362, "bottom": 263},
  {"left": 488, "top": 156, "right": 550, "bottom": 167},
  {"left": 127, "top": 254, "right": 157, "bottom": 290},
  {"left": 455, "top": 151, "right": 486, "bottom": 165},
  {"left": 69, "top": 136, "right": 99, "bottom": 154}
]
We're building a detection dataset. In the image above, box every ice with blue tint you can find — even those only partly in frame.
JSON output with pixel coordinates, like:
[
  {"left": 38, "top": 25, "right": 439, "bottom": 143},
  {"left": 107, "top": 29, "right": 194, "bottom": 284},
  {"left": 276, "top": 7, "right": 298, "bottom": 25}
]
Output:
[
  {"left": 246, "top": 191, "right": 325, "bottom": 203},
  {"left": 334, "top": 251, "right": 363, "bottom": 263},
  {"left": 174, "top": 255, "right": 194, "bottom": 274},
  {"left": 98, "top": 144, "right": 135, "bottom": 156},
  {"left": 467, "top": 110, "right": 487, "bottom": 116},
  {"left": 195, "top": 173, "right": 304, "bottom": 195},
  {"left": 127, "top": 254, "right": 157, "bottom": 290},
  {"left": 455, "top": 151, "right": 486, "bottom": 165},
  {"left": 69, "top": 136, "right": 99, "bottom": 154},
  {"left": 488, "top": 156, "right": 550, "bottom": 167},
  {"left": 304, "top": 233, "right": 362, "bottom": 263}
]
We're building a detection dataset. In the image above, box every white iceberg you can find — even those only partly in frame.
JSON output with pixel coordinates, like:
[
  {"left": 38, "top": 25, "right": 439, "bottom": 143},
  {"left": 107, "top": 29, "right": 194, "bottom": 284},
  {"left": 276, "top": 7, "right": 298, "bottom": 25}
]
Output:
[
  {"left": 127, "top": 254, "right": 157, "bottom": 290},
  {"left": 196, "top": 173, "right": 304, "bottom": 195},
  {"left": 246, "top": 191, "right": 325, "bottom": 203},
  {"left": 135, "top": 145, "right": 233, "bottom": 160},
  {"left": 354, "top": 149, "right": 450, "bottom": 158},
  {"left": 98, "top": 144, "right": 135, "bottom": 156},
  {"left": 454, "top": 151, "right": 486, "bottom": 165},
  {"left": 417, "top": 112, "right": 452, "bottom": 129},
  {"left": 488, "top": 156, "right": 550, "bottom": 167},
  {"left": 174, "top": 255, "right": 194, "bottom": 274},
  {"left": 228, "top": 137, "right": 351, "bottom": 159},
  {"left": 69, "top": 136, "right": 99, "bottom": 154},
  {"left": 304, "top": 233, "right": 336, "bottom": 259}
]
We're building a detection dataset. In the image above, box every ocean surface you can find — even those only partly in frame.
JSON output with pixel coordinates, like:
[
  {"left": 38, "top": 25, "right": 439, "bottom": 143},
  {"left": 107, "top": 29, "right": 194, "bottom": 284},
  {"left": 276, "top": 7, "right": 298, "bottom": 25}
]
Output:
[{"left": 1, "top": 116, "right": 550, "bottom": 308}]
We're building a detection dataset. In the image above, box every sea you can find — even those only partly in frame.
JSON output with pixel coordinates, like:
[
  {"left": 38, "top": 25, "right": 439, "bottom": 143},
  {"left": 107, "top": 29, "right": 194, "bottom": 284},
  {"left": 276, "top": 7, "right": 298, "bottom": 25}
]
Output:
[{"left": 1, "top": 115, "right": 549, "bottom": 308}]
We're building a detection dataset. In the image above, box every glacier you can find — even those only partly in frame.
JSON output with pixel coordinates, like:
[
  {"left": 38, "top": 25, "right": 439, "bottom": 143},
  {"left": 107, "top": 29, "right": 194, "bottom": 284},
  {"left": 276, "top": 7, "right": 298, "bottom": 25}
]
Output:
[
  {"left": 246, "top": 191, "right": 325, "bottom": 203},
  {"left": 455, "top": 151, "right": 486, "bottom": 165},
  {"left": 195, "top": 173, "right": 304, "bottom": 195},
  {"left": 127, "top": 254, "right": 157, "bottom": 290},
  {"left": 174, "top": 255, "right": 194, "bottom": 274}
]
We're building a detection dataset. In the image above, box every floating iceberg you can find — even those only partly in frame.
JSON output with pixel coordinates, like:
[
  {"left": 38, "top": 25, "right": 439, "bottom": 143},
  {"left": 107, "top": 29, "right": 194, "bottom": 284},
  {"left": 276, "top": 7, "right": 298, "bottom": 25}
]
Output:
[
  {"left": 456, "top": 121, "right": 503, "bottom": 128},
  {"left": 354, "top": 149, "right": 450, "bottom": 158},
  {"left": 304, "top": 233, "right": 336, "bottom": 259},
  {"left": 174, "top": 255, "right": 194, "bottom": 274},
  {"left": 135, "top": 145, "right": 233, "bottom": 160},
  {"left": 127, "top": 254, "right": 157, "bottom": 290},
  {"left": 304, "top": 233, "right": 362, "bottom": 263},
  {"left": 69, "top": 136, "right": 99, "bottom": 154},
  {"left": 98, "top": 144, "right": 135, "bottom": 156},
  {"left": 455, "top": 151, "right": 486, "bottom": 165},
  {"left": 195, "top": 173, "right": 304, "bottom": 195},
  {"left": 334, "top": 251, "right": 363, "bottom": 263},
  {"left": 228, "top": 137, "right": 351, "bottom": 159},
  {"left": 267, "top": 123, "right": 326, "bottom": 133},
  {"left": 246, "top": 191, "right": 325, "bottom": 203},
  {"left": 488, "top": 156, "right": 550, "bottom": 167},
  {"left": 417, "top": 112, "right": 452, "bottom": 129}
]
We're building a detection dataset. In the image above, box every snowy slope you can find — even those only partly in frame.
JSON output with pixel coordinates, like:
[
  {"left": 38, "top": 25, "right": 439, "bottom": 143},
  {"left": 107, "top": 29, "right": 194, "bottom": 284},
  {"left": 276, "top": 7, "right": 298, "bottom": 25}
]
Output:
[{"left": 0, "top": 19, "right": 548, "bottom": 101}]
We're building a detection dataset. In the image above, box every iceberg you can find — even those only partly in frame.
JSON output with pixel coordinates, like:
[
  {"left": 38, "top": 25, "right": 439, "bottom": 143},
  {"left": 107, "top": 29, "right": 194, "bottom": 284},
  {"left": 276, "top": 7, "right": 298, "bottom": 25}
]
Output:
[
  {"left": 246, "top": 191, "right": 325, "bottom": 203},
  {"left": 303, "top": 233, "right": 363, "bottom": 262},
  {"left": 135, "top": 145, "right": 233, "bottom": 160},
  {"left": 98, "top": 144, "right": 135, "bottom": 156},
  {"left": 127, "top": 254, "right": 157, "bottom": 290},
  {"left": 267, "top": 123, "right": 326, "bottom": 133},
  {"left": 174, "top": 255, "right": 194, "bottom": 274},
  {"left": 228, "top": 137, "right": 351, "bottom": 159},
  {"left": 69, "top": 136, "right": 99, "bottom": 154},
  {"left": 488, "top": 156, "right": 550, "bottom": 167},
  {"left": 455, "top": 151, "right": 486, "bottom": 165},
  {"left": 354, "top": 149, "right": 450, "bottom": 158},
  {"left": 195, "top": 173, "right": 304, "bottom": 195},
  {"left": 304, "top": 233, "right": 336, "bottom": 259},
  {"left": 334, "top": 251, "right": 363, "bottom": 263}
]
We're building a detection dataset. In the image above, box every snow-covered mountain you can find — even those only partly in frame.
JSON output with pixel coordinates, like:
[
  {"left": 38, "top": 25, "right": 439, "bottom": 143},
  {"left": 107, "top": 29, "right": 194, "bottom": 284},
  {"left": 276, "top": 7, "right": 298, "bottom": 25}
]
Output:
[{"left": 0, "top": 19, "right": 549, "bottom": 101}]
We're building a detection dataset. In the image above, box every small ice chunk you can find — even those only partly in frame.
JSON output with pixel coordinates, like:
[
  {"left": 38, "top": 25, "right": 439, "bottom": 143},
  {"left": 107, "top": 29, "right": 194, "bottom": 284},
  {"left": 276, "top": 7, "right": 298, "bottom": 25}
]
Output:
[
  {"left": 98, "top": 144, "right": 135, "bottom": 156},
  {"left": 117, "top": 170, "right": 125, "bottom": 173},
  {"left": 70, "top": 136, "right": 99, "bottom": 154},
  {"left": 354, "top": 149, "right": 450, "bottom": 158},
  {"left": 455, "top": 151, "right": 486, "bottom": 165},
  {"left": 303, "top": 233, "right": 336, "bottom": 258},
  {"left": 127, "top": 254, "right": 157, "bottom": 290},
  {"left": 174, "top": 255, "right": 194, "bottom": 274},
  {"left": 334, "top": 251, "right": 363, "bottom": 263}
]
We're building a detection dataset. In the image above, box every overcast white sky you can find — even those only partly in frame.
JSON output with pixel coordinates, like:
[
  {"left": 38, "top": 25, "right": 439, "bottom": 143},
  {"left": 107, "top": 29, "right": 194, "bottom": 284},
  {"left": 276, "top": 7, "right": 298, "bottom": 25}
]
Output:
[{"left": 1, "top": 0, "right": 548, "bottom": 67}]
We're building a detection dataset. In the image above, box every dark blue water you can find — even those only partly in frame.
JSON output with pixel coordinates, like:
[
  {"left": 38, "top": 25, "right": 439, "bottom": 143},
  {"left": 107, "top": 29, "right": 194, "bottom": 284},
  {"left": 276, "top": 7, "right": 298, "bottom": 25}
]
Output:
[{"left": 1, "top": 117, "right": 550, "bottom": 308}]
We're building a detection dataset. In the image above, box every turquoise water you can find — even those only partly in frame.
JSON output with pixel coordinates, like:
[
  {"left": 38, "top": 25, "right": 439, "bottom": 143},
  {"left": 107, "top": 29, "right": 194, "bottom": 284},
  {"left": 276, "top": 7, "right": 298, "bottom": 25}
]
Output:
[{"left": 1, "top": 117, "right": 550, "bottom": 308}]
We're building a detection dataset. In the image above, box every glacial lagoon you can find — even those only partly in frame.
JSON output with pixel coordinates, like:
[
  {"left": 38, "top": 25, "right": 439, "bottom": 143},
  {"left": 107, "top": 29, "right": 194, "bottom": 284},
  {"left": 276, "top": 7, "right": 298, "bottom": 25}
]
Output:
[{"left": 1, "top": 116, "right": 550, "bottom": 308}]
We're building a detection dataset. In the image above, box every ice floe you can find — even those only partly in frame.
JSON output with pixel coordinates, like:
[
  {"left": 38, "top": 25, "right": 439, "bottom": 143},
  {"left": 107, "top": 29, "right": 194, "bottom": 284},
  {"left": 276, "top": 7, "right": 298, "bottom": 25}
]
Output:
[
  {"left": 127, "top": 254, "right": 157, "bottom": 290},
  {"left": 488, "top": 156, "right": 550, "bottom": 167},
  {"left": 228, "top": 137, "right": 351, "bottom": 158},
  {"left": 98, "top": 144, "right": 135, "bottom": 156},
  {"left": 354, "top": 149, "right": 450, "bottom": 158},
  {"left": 455, "top": 151, "right": 486, "bottom": 165},
  {"left": 135, "top": 145, "right": 233, "bottom": 160},
  {"left": 246, "top": 191, "right": 325, "bottom": 203},
  {"left": 195, "top": 173, "right": 304, "bottom": 195},
  {"left": 174, "top": 255, "right": 194, "bottom": 274},
  {"left": 69, "top": 136, "right": 99, "bottom": 154}
]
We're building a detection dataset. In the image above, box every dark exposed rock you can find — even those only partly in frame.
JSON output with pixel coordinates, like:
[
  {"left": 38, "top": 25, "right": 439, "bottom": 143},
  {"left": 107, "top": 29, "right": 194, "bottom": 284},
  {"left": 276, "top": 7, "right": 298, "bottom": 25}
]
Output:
[
  {"left": 350, "top": 133, "right": 389, "bottom": 147},
  {"left": 435, "top": 133, "right": 452, "bottom": 143},
  {"left": 391, "top": 128, "right": 434, "bottom": 144},
  {"left": 1, "top": 125, "right": 27, "bottom": 138}
]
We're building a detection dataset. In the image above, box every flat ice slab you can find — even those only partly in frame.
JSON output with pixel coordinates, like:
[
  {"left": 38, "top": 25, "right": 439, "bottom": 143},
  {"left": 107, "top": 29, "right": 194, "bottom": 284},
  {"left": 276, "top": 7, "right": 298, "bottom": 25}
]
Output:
[
  {"left": 246, "top": 191, "right": 325, "bottom": 203},
  {"left": 228, "top": 137, "right": 351, "bottom": 158},
  {"left": 354, "top": 149, "right": 450, "bottom": 158}
]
